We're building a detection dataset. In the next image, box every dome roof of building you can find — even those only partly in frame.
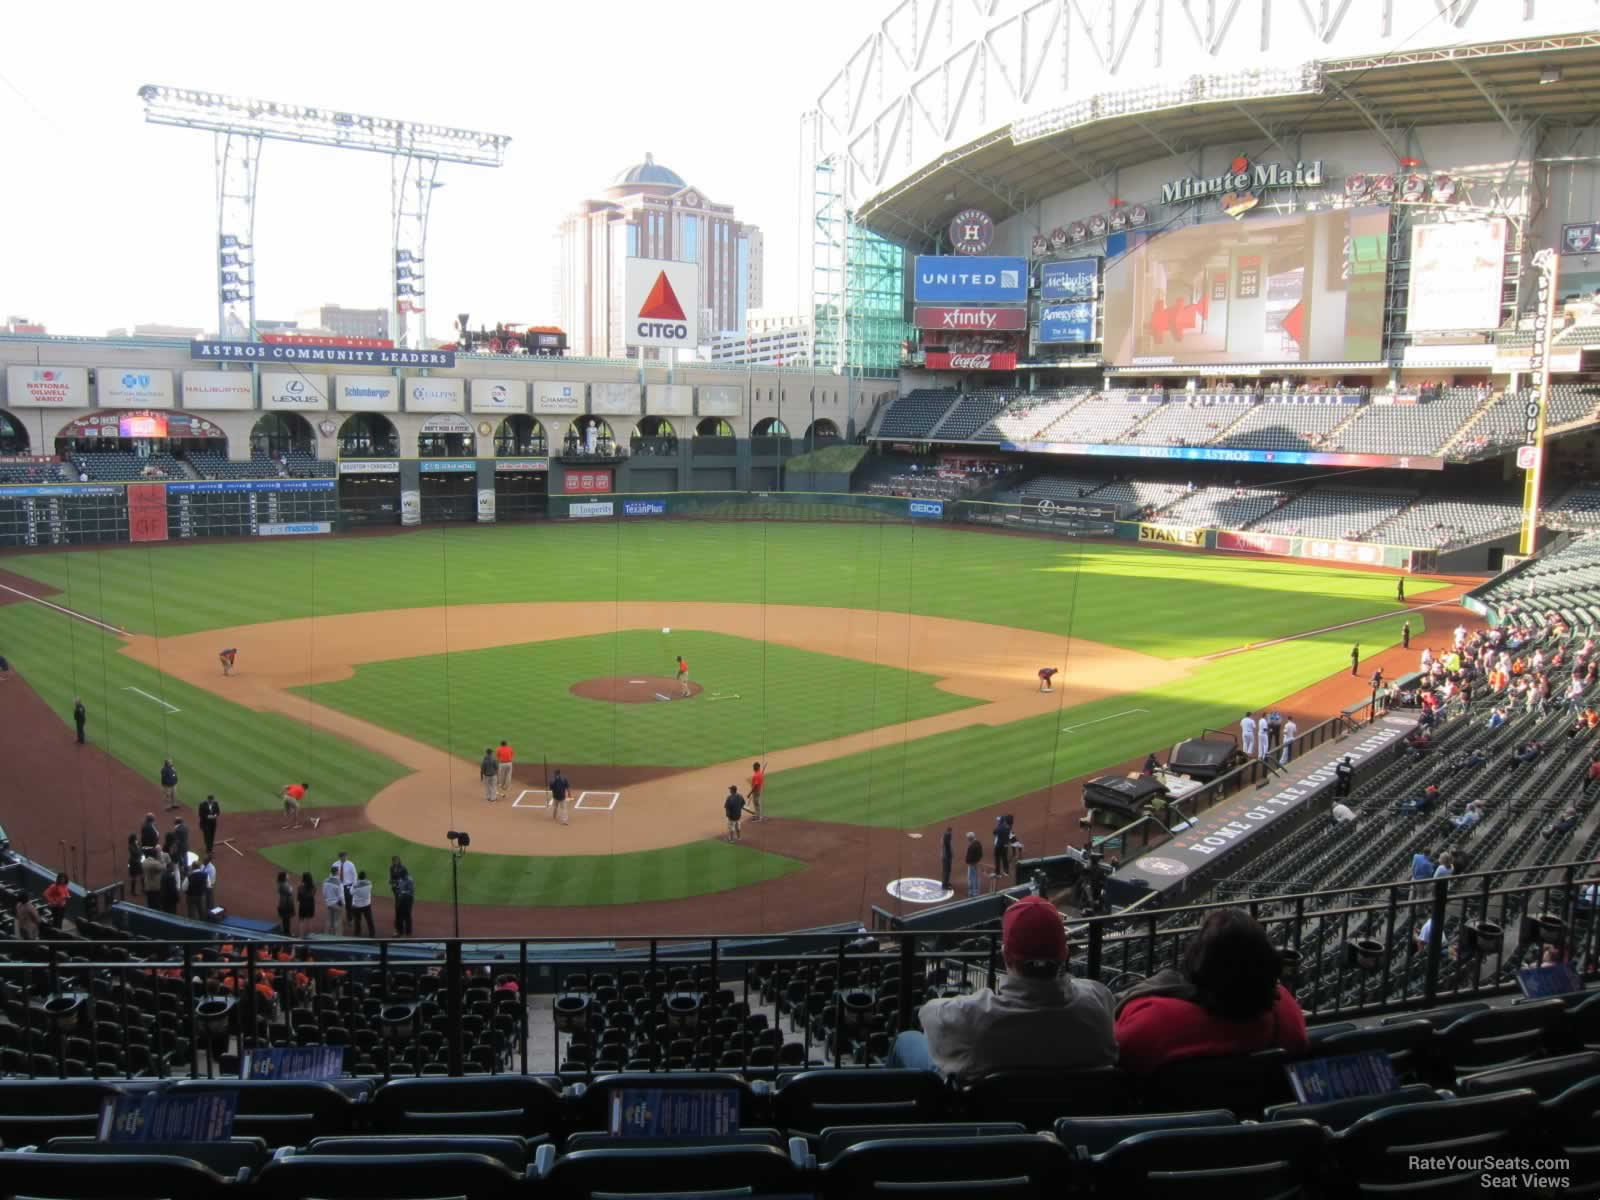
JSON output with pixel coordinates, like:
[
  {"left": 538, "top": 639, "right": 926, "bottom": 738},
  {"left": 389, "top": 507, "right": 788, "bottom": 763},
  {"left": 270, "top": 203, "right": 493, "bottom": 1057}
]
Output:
[{"left": 611, "top": 152, "right": 684, "bottom": 188}]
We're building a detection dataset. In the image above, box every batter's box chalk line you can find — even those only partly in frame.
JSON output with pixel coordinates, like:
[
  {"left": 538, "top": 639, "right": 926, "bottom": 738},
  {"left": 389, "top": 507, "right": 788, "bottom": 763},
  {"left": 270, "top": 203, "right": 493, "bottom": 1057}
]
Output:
[
  {"left": 705, "top": 692, "right": 741, "bottom": 703},
  {"left": 655, "top": 693, "right": 672, "bottom": 702},
  {"left": 512, "top": 789, "right": 552, "bottom": 809},
  {"left": 123, "top": 686, "right": 181, "bottom": 714},
  {"left": 576, "top": 790, "right": 619, "bottom": 811},
  {"left": 1061, "top": 707, "right": 1149, "bottom": 734}
]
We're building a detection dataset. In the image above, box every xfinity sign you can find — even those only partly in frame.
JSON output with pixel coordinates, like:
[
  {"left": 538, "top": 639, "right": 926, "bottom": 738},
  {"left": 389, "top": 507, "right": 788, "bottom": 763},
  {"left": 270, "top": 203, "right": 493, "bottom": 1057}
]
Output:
[
  {"left": 625, "top": 258, "right": 700, "bottom": 349},
  {"left": 913, "top": 256, "right": 1027, "bottom": 304},
  {"left": 913, "top": 307, "right": 1027, "bottom": 331}
]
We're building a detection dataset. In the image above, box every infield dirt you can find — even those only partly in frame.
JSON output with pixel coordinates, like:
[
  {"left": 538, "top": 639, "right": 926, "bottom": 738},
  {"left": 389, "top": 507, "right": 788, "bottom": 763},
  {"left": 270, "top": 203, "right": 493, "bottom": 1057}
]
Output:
[{"left": 118, "top": 602, "right": 1188, "bottom": 856}]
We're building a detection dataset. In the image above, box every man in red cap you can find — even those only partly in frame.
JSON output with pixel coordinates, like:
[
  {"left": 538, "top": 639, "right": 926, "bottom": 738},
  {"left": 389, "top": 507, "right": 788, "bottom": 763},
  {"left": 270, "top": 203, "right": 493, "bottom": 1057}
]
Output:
[{"left": 886, "top": 895, "right": 1116, "bottom": 1079}]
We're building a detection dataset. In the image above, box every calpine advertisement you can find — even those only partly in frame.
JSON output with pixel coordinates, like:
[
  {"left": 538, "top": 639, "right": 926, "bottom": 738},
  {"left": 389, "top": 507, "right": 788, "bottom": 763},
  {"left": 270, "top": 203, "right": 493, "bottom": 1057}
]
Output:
[{"left": 1138, "top": 522, "right": 1205, "bottom": 547}]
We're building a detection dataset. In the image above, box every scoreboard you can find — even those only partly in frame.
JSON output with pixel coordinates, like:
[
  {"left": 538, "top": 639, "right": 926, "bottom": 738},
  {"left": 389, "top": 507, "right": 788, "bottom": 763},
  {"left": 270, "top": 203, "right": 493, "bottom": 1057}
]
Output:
[
  {"left": 0, "top": 480, "right": 339, "bottom": 547},
  {"left": 167, "top": 480, "right": 337, "bottom": 538}
]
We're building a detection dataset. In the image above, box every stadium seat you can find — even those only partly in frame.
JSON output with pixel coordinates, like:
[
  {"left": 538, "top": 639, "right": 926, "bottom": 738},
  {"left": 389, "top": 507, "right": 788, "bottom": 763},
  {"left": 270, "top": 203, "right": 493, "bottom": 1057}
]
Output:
[
  {"left": 302, "top": 1135, "right": 532, "bottom": 1172},
  {"left": 1434, "top": 999, "right": 1566, "bottom": 1077},
  {"left": 1264, "top": 1084, "right": 1440, "bottom": 1131},
  {"left": 1140, "top": 1051, "right": 1296, "bottom": 1119},
  {"left": 368, "top": 1074, "right": 562, "bottom": 1140},
  {"left": 1088, "top": 1120, "right": 1328, "bottom": 1199},
  {"left": 1458, "top": 1050, "right": 1600, "bottom": 1100},
  {"left": 1052, "top": 1109, "right": 1237, "bottom": 1155},
  {"left": 1318, "top": 1019, "right": 1436, "bottom": 1082},
  {"left": 538, "top": 1142, "right": 803, "bottom": 1199},
  {"left": 565, "top": 1071, "right": 759, "bottom": 1133},
  {"left": 962, "top": 1067, "right": 1136, "bottom": 1129},
  {"left": 169, "top": 1079, "right": 356, "bottom": 1147},
  {"left": 773, "top": 1067, "right": 949, "bottom": 1137},
  {"left": 38, "top": 1135, "right": 269, "bottom": 1179},
  {"left": 256, "top": 1151, "right": 526, "bottom": 1199},
  {"left": 814, "top": 1122, "right": 1027, "bottom": 1163},
  {"left": 816, "top": 1133, "right": 1072, "bottom": 1199},
  {"left": 1539, "top": 1076, "right": 1600, "bottom": 1194},
  {"left": 0, "top": 1080, "right": 127, "bottom": 1147},
  {"left": 0, "top": 1152, "right": 239, "bottom": 1198},
  {"left": 1330, "top": 1088, "right": 1540, "bottom": 1194}
]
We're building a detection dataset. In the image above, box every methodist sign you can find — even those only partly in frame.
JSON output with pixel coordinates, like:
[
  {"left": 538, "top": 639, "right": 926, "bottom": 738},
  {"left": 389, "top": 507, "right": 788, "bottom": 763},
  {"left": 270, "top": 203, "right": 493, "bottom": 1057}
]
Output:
[
  {"left": 913, "top": 256, "right": 1027, "bottom": 304},
  {"left": 913, "top": 307, "right": 1027, "bottom": 331}
]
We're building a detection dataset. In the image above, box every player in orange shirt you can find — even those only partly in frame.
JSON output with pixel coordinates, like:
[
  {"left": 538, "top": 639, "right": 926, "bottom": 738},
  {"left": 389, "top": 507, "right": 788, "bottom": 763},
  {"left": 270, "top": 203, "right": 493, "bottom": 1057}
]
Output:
[
  {"left": 494, "top": 740, "right": 515, "bottom": 799},
  {"left": 676, "top": 655, "right": 690, "bottom": 697},
  {"left": 748, "top": 761, "right": 766, "bottom": 822},
  {"left": 281, "top": 781, "right": 309, "bottom": 830}
]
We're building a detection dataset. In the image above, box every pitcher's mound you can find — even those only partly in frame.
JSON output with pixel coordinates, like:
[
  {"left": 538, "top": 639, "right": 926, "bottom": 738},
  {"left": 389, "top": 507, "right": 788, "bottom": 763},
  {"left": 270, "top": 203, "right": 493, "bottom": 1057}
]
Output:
[{"left": 570, "top": 676, "right": 704, "bottom": 703}]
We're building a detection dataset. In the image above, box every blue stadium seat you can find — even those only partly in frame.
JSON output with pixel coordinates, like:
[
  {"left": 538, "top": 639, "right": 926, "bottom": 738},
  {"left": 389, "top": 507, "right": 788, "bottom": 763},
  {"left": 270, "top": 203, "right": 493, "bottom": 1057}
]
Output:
[
  {"left": 1140, "top": 1051, "right": 1296, "bottom": 1119},
  {"left": 368, "top": 1074, "right": 562, "bottom": 1140},
  {"left": 0, "top": 1080, "right": 127, "bottom": 1147},
  {"left": 302, "top": 1135, "right": 532, "bottom": 1172},
  {"left": 1540, "top": 1076, "right": 1600, "bottom": 1194},
  {"left": 539, "top": 1142, "right": 804, "bottom": 1199},
  {"left": 1088, "top": 1120, "right": 1328, "bottom": 1199},
  {"left": 1053, "top": 1109, "right": 1237, "bottom": 1155},
  {"left": 1458, "top": 1050, "right": 1600, "bottom": 1099},
  {"left": 817, "top": 1133, "right": 1071, "bottom": 1199},
  {"left": 1330, "top": 1088, "right": 1540, "bottom": 1194},
  {"left": 38, "top": 1136, "right": 269, "bottom": 1179},
  {"left": 1318, "top": 1019, "right": 1436, "bottom": 1082},
  {"left": 1434, "top": 999, "right": 1566, "bottom": 1078},
  {"left": 566, "top": 1071, "right": 759, "bottom": 1133},
  {"left": 169, "top": 1079, "right": 355, "bottom": 1147},
  {"left": 773, "top": 1067, "right": 949, "bottom": 1137},
  {"left": 0, "top": 1151, "right": 239, "bottom": 1198},
  {"left": 814, "top": 1121, "right": 1027, "bottom": 1163},
  {"left": 1264, "top": 1084, "right": 1440, "bottom": 1131},
  {"left": 961, "top": 1067, "right": 1136, "bottom": 1129},
  {"left": 256, "top": 1151, "right": 525, "bottom": 1199}
]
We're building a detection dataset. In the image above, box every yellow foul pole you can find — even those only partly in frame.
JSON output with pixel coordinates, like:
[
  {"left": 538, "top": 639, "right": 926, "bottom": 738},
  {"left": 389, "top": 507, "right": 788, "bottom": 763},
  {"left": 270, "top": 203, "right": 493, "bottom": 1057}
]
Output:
[{"left": 1519, "top": 249, "right": 1560, "bottom": 557}]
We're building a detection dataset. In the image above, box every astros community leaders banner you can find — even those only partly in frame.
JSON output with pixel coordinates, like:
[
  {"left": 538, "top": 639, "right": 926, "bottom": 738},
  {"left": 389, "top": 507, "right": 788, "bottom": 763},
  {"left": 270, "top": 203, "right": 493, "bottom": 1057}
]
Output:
[
  {"left": 192, "top": 341, "right": 454, "bottom": 368},
  {"left": 625, "top": 258, "right": 700, "bottom": 349}
]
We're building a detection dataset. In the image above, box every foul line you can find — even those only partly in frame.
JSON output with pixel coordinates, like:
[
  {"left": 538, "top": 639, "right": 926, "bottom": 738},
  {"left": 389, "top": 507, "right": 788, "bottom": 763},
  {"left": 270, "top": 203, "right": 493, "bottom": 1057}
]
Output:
[
  {"left": 1062, "top": 708, "right": 1148, "bottom": 733},
  {"left": 0, "top": 582, "right": 127, "bottom": 636},
  {"left": 124, "top": 686, "right": 180, "bottom": 713},
  {"left": 1199, "top": 596, "right": 1462, "bottom": 662}
]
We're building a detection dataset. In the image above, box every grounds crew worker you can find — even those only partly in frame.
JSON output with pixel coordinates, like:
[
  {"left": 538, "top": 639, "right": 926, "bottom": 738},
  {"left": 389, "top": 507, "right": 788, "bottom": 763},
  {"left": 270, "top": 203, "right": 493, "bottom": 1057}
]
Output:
[
  {"left": 495, "top": 740, "right": 515, "bottom": 799},
  {"left": 480, "top": 748, "right": 498, "bottom": 803}
]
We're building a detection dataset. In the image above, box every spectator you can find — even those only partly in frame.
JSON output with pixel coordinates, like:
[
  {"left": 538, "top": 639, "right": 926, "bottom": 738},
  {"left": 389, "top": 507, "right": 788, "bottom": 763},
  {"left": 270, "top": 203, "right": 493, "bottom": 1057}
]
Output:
[
  {"left": 43, "top": 872, "right": 70, "bottom": 929},
  {"left": 349, "top": 871, "right": 376, "bottom": 937},
  {"left": 275, "top": 871, "right": 295, "bottom": 935},
  {"left": 886, "top": 896, "right": 1115, "bottom": 1080},
  {"left": 15, "top": 895, "right": 42, "bottom": 941},
  {"left": 1452, "top": 804, "right": 1483, "bottom": 832},
  {"left": 1546, "top": 807, "right": 1579, "bottom": 839},
  {"left": 1114, "top": 908, "right": 1308, "bottom": 1074},
  {"left": 393, "top": 867, "right": 415, "bottom": 936},
  {"left": 159, "top": 858, "right": 181, "bottom": 914},
  {"left": 1434, "top": 850, "right": 1457, "bottom": 879},
  {"left": 296, "top": 871, "right": 317, "bottom": 938},
  {"left": 1331, "top": 801, "right": 1356, "bottom": 824},
  {"left": 964, "top": 832, "right": 983, "bottom": 897},
  {"left": 126, "top": 834, "right": 143, "bottom": 897},
  {"left": 141, "top": 848, "right": 167, "bottom": 903},
  {"left": 185, "top": 857, "right": 210, "bottom": 921},
  {"left": 1409, "top": 849, "right": 1436, "bottom": 897},
  {"left": 139, "top": 812, "right": 159, "bottom": 854}
]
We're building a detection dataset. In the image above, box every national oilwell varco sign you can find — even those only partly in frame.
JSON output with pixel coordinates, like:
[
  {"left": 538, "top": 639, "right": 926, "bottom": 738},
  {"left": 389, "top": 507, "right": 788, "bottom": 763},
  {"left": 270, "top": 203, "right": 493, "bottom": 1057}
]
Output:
[{"left": 1161, "top": 156, "right": 1325, "bottom": 206}]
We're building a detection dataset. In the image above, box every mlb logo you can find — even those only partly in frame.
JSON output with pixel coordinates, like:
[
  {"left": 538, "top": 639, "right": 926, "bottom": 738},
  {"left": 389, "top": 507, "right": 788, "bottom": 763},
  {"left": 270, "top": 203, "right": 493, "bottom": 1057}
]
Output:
[{"left": 1000, "top": 270, "right": 1019, "bottom": 290}]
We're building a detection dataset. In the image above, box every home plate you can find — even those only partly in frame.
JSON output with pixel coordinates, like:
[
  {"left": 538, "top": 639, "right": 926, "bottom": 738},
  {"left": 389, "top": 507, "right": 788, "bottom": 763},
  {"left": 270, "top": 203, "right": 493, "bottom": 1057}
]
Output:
[
  {"left": 629, "top": 679, "right": 647, "bottom": 684},
  {"left": 907, "top": 832, "right": 924, "bottom": 839}
]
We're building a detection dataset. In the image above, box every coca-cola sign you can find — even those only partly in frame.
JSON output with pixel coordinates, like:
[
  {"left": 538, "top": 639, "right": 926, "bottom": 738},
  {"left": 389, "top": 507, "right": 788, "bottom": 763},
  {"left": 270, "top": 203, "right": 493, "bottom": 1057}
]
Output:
[
  {"left": 913, "top": 307, "right": 1028, "bottom": 331},
  {"left": 924, "top": 351, "right": 1018, "bottom": 371}
]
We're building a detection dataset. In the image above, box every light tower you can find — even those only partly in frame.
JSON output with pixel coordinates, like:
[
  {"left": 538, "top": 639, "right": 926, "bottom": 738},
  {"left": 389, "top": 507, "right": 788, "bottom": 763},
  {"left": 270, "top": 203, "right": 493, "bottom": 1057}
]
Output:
[{"left": 137, "top": 85, "right": 510, "bottom": 348}]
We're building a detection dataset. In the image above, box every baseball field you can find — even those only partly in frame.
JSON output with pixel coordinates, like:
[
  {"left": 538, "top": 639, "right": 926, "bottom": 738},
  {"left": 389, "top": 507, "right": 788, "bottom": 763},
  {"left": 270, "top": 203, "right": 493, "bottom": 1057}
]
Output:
[{"left": 0, "top": 519, "right": 1454, "bottom": 930}]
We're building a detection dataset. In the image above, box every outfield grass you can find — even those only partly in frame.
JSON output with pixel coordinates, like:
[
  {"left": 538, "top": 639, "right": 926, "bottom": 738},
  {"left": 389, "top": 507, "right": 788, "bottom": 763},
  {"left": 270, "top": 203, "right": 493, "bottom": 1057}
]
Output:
[
  {"left": 1, "top": 524, "right": 1444, "bottom": 656},
  {"left": 260, "top": 829, "right": 803, "bottom": 909},
  {"left": 0, "top": 601, "right": 410, "bottom": 812},
  {"left": 293, "top": 629, "right": 979, "bottom": 768}
]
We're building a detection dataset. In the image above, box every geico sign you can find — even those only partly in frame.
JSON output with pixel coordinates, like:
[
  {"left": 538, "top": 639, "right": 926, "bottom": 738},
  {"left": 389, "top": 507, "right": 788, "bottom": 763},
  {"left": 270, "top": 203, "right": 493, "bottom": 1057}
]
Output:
[{"left": 636, "top": 321, "right": 689, "bottom": 340}]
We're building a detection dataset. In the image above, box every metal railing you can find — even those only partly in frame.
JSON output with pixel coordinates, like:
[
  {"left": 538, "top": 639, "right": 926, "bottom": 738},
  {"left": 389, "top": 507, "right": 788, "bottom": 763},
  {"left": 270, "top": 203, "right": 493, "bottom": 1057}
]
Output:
[{"left": 3, "top": 854, "right": 1592, "bottom": 1082}]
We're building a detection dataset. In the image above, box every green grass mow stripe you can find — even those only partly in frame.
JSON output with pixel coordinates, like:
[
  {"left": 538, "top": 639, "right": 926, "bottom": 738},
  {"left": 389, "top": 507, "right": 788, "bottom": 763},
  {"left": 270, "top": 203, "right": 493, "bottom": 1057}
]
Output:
[
  {"left": 261, "top": 830, "right": 803, "bottom": 907},
  {"left": 0, "top": 602, "right": 410, "bottom": 813},
  {"left": 291, "top": 629, "right": 978, "bottom": 768},
  {"left": 1, "top": 527, "right": 1446, "bottom": 655}
]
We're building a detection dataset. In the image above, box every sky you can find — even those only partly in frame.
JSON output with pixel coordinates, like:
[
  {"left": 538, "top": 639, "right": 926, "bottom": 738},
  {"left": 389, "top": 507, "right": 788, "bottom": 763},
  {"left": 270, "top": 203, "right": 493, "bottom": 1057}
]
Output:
[{"left": 0, "top": 0, "right": 871, "bottom": 338}]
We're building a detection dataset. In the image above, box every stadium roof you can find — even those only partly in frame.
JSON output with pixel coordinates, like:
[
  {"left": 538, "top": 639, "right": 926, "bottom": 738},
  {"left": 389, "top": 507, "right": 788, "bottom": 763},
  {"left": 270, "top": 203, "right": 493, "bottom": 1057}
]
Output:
[{"left": 857, "top": 33, "right": 1600, "bottom": 245}]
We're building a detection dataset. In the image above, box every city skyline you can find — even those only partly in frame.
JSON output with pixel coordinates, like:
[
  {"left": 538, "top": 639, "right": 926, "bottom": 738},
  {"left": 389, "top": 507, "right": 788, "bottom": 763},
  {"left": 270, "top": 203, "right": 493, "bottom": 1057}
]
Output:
[{"left": 0, "top": 0, "right": 869, "bottom": 341}]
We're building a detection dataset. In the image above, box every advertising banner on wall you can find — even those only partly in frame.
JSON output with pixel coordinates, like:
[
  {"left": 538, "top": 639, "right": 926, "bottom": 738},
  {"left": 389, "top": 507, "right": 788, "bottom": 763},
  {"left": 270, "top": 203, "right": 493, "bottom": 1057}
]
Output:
[
  {"left": 923, "top": 351, "right": 1018, "bottom": 371},
  {"left": 1407, "top": 219, "right": 1507, "bottom": 332},
  {"left": 261, "top": 372, "right": 329, "bottom": 410},
  {"left": 403, "top": 376, "right": 465, "bottom": 412},
  {"left": 570, "top": 501, "right": 615, "bottom": 518},
  {"left": 913, "top": 256, "right": 1027, "bottom": 304},
  {"left": 336, "top": 376, "right": 399, "bottom": 411},
  {"left": 419, "top": 414, "right": 471, "bottom": 435},
  {"left": 563, "top": 470, "right": 612, "bottom": 494},
  {"left": 477, "top": 488, "right": 496, "bottom": 523},
  {"left": 646, "top": 384, "right": 693, "bottom": 416},
  {"left": 191, "top": 340, "right": 453, "bottom": 368},
  {"left": 5, "top": 365, "right": 89, "bottom": 407},
  {"left": 338, "top": 460, "right": 400, "bottom": 474},
  {"left": 1138, "top": 522, "right": 1205, "bottom": 547},
  {"left": 1561, "top": 222, "right": 1596, "bottom": 254},
  {"left": 470, "top": 379, "right": 526, "bottom": 413},
  {"left": 1038, "top": 303, "right": 1096, "bottom": 344},
  {"left": 1040, "top": 258, "right": 1099, "bottom": 300},
  {"left": 181, "top": 370, "right": 254, "bottom": 410},
  {"left": 592, "top": 383, "right": 638, "bottom": 415},
  {"left": 912, "top": 307, "right": 1028, "bottom": 331},
  {"left": 401, "top": 489, "right": 420, "bottom": 526},
  {"left": 699, "top": 385, "right": 741, "bottom": 417},
  {"left": 624, "top": 258, "right": 700, "bottom": 349},
  {"left": 99, "top": 369, "right": 175, "bottom": 409},
  {"left": 533, "top": 381, "right": 583, "bottom": 415}
]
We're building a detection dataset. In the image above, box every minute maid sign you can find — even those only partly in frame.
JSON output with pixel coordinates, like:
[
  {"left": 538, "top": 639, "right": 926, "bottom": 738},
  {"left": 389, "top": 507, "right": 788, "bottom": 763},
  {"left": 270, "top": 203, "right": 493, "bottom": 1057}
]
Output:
[{"left": 1161, "top": 155, "right": 1324, "bottom": 210}]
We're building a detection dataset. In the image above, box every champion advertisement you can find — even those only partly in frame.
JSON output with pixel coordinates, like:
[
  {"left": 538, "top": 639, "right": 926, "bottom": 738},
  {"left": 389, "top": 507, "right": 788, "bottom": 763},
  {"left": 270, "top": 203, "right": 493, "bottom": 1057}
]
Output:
[
  {"left": 5, "top": 365, "right": 89, "bottom": 407},
  {"left": 913, "top": 256, "right": 1027, "bottom": 304},
  {"left": 625, "top": 258, "right": 700, "bottom": 349},
  {"left": 1040, "top": 258, "right": 1099, "bottom": 301},
  {"left": 1138, "top": 522, "right": 1206, "bottom": 547},
  {"left": 1038, "top": 302, "right": 1095, "bottom": 344},
  {"left": 533, "top": 382, "right": 584, "bottom": 415},
  {"left": 261, "top": 372, "right": 329, "bottom": 410},
  {"left": 191, "top": 340, "right": 454, "bottom": 368},
  {"left": 181, "top": 370, "right": 254, "bottom": 410}
]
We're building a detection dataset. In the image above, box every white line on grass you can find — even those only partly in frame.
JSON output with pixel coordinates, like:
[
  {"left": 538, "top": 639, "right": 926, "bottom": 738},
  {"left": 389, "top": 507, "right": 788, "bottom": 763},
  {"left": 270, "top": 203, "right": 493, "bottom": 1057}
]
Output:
[
  {"left": 0, "top": 583, "right": 127, "bottom": 635},
  {"left": 1061, "top": 708, "right": 1148, "bottom": 733},
  {"left": 1198, "top": 596, "right": 1461, "bottom": 662},
  {"left": 123, "top": 686, "right": 180, "bottom": 713}
]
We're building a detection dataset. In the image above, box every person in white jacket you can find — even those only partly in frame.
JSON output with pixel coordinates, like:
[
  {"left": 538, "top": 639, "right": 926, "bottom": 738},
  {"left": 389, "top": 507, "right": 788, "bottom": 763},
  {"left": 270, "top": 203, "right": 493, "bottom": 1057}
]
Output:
[
  {"left": 1241, "top": 713, "right": 1256, "bottom": 758},
  {"left": 1279, "top": 716, "right": 1298, "bottom": 766},
  {"left": 321, "top": 869, "right": 345, "bottom": 935}
]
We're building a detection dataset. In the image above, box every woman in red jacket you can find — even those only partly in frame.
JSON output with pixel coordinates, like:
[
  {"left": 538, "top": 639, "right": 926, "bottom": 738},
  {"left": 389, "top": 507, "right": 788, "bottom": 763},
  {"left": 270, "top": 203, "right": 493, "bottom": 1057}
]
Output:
[{"left": 1114, "top": 907, "right": 1308, "bottom": 1074}]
